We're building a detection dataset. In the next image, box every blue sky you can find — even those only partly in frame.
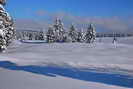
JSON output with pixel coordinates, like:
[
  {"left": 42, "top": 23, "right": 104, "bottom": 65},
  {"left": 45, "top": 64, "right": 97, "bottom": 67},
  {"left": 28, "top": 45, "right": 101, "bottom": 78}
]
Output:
[
  {"left": 4, "top": 0, "right": 133, "bottom": 32},
  {"left": 5, "top": 0, "right": 133, "bottom": 19}
]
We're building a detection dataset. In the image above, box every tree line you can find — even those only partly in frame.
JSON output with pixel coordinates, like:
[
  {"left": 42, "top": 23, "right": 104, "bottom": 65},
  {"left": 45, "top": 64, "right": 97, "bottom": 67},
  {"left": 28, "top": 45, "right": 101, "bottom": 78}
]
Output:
[{"left": 16, "top": 18, "right": 96, "bottom": 43}]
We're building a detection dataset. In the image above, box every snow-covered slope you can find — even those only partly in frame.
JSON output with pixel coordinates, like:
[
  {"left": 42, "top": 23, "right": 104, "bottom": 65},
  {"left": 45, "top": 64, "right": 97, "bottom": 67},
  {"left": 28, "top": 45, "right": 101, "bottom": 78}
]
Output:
[
  {"left": 0, "top": 67, "right": 131, "bottom": 89},
  {"left": 0, "top": 37, "right": 133, "bottom": 89}
]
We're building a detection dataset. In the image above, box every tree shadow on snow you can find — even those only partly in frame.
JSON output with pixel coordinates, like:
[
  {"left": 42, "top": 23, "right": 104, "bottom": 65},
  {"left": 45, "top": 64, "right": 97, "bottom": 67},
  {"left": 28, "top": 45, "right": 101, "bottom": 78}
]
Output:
[{"left": 0, "top": 61, "right": 133, "bottom": 88}]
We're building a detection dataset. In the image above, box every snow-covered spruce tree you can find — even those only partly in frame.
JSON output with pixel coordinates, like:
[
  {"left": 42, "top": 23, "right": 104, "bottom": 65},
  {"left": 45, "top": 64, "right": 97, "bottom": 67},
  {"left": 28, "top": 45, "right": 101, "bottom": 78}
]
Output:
[
  {"left": 84, "top": 24, "right": 96, "bottom": 43},
  {"left": 38, "top": 31, "right": 44, "bottom": 40},
  {"left": 46, "top": 26, "right": 55, "bottom": 43},
  {"left": 68, "top": 24, "right": 78, "bottom": 42},
  {"left": 0, "top": 0, "right": 15, "bottom": 52},
  {"left": 28, "top": 33, "right": 33, "bottom": 40},
  {"left": 77, "top": 28, "right": 84, "bottom": 42},
  {"left": 53, "top": 18, "right": 66, "bottom": 42}
]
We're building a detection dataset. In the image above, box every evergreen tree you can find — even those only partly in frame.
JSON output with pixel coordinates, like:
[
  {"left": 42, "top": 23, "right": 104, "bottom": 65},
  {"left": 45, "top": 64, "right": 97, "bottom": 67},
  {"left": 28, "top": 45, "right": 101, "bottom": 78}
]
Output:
[
  {"left": 84, "top": 24, "right": 96, "bottom": 43},
  {"left": 77, "top": 29, "right": 84, "bottom": 42},
  {"left": 53, "top": 18, "right": 66, "bottom": 42},
  {"left": 28, "top": 33, "right": 33, "bottom": 40},
  {"left": 46, "top": 26, "right": 55, "bottom": 43},
  {"left": 68, "top": 24, "right": 78, "bottom": 42},
  {"left": 38, "top": 31, "right": 44, "bottom": 40},
  {"left": 0, "top": 27, "right": 6, "bottom": 51},
  {"left": 0, "top": 0, "right": 15, "bottom": 52}
]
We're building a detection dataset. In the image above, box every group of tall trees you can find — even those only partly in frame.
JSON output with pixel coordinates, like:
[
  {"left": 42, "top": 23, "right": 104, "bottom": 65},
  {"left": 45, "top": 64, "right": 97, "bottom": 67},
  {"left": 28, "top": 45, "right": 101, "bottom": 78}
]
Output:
[
  {"left": 46, "top": 18, "right": 96, "bottom": 43},
  {"left": 15, "top": 18, "right": 96, "bottom": 44}
]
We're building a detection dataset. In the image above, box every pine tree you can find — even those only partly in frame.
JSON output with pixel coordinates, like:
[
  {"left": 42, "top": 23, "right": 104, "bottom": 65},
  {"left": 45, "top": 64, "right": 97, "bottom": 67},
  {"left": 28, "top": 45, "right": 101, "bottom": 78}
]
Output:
[
  {"left": 0, "top": 0, "right": 15, "bottom": 52},
  {"left": 53, "top": 18, "right": 66, "bottom": 42},
  {"left": 77, "top": 29, "right": 84, "bottom": 42},
  {"left": 38, "top": 31, "right": 44, "bottom": 40},
  {"left": 68, "top": 24, "right": 78, "bottom": 42},
  {"left": 28, "top": 33, "right": 33, "bottom": 40},
  {"left": 84, "top": 24, "right": 96, "bottom": 43},
  {"left": 0, "top": 27, "right": 6, "bottom": 51},
  {"left": 46, "top": 26, "right": 55, "bottom": 43}
]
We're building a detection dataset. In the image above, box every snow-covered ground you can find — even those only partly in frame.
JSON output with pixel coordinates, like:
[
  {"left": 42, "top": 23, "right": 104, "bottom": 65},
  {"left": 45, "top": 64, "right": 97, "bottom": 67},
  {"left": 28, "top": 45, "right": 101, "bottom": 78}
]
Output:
[{"left": 0, "top": 37, "right": 133, "bottom": 89}]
